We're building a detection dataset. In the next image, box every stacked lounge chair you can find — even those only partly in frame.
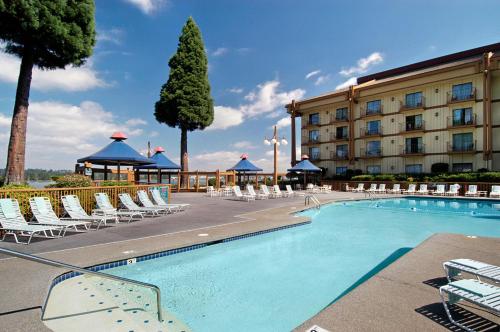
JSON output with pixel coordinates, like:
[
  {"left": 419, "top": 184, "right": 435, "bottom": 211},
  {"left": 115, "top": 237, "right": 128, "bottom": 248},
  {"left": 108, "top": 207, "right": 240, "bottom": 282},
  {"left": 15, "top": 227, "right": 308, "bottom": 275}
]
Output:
[
  {"left": 261, "top": 184, "right": 282, "bottom": 198},
  {"left": 232, "top": 186, "right": 255, "bottom": 202},
  {"left": 29, "top": 197, "right": 91, "bottom": 234},
  {"left": 137, "top": 190, "right": 177, "bottom": 213},
  {"left": 150, "top": 188, "right": 190, "bottom": 211},
  {"left": 95, "top": 193, "right": 144, "bottom": 222},
  {"left": 61, "top": 195, "right": 106, "bottom": 229},
  {"left": 247, "top": 184, "right": 268, "bottom": 199},
  {"left": 273, "top": 185, "right": 290, "bottom": 197},
  {"left": 118, "top": 193, "right": 161, "bottom": 216}
]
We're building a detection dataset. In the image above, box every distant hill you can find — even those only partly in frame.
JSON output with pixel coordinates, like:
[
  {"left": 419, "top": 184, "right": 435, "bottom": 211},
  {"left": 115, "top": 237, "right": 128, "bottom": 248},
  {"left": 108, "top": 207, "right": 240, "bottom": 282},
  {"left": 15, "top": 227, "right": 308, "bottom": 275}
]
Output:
[{"left": 0, "top": 169, "right": 73, "bottom": 181}]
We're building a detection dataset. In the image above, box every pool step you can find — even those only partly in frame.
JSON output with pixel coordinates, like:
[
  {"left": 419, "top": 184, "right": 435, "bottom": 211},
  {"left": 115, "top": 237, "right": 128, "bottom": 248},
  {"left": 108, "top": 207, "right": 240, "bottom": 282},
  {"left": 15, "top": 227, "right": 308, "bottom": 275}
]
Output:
[{"left": 43, "top": 275, "right": 190, "bottom": 332}]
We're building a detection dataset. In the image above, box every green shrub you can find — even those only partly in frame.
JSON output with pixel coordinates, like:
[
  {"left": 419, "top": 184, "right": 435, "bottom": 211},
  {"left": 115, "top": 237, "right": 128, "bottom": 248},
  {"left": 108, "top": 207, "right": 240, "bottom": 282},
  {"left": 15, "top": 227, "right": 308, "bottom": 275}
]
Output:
[
  {"left": 477, "top": 172, "right": 500, "bottom": 182},
  {"left": 373, "top": 174, "right": 395, "bottom": 181},
  {"left": 47, "top": 174, "right": 92, "bottom": 188},
  {"left": 0, "top": 183, "right": 32, "bottom": 190},
  {"left": 208, "top": 178, "right": 216, "bottom": 187},
  {"left": 351, "top": 175, "right": 374, "bottom": 181},
  {"left": 100, "top": 181, "right": 131, "bottom": 187}
]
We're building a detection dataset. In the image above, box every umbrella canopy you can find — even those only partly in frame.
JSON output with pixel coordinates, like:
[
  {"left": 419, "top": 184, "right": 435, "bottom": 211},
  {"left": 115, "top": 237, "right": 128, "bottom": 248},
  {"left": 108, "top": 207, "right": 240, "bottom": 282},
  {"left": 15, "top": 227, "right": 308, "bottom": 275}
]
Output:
[
  {"left": 288, "top": 156, "right": 321, "bottom": 172},
  {"left": 227, "top": 154, "right": 263, "bottom": 172},
  {"left": 77, "top": 132, "right": 154, "bottom": 166},
  {"left": 134, "top": 147, "right": 180, "bottom": 170}
]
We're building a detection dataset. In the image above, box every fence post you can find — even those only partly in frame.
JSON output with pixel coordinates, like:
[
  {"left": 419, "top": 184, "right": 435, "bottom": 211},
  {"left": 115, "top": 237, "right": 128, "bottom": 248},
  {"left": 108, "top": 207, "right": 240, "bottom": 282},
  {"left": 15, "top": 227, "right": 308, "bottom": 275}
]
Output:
[
  {"left": 177, "top": 171, "right": 181, "bottom": 192},
  {"left": 195, "top": 171, "right": 200, "bottom": 192}
]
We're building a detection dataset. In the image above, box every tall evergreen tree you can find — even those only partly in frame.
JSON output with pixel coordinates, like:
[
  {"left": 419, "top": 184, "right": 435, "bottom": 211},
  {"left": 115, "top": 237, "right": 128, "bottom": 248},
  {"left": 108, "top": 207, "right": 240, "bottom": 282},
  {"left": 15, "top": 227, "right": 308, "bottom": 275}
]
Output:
[
  {"left": 0, "top": 0, "right": 96, "bottom": 184},
  {"left": 155, "top": 17, "right": 214, "bottom": 176}
]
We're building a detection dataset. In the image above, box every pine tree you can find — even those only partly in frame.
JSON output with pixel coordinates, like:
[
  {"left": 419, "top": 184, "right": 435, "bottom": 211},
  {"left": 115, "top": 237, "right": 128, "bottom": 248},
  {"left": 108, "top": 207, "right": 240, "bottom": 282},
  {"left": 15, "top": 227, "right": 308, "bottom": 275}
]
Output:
[
  {"left": 0, "top": 0, "right": 96, "bottom": 184},
  {"left": 155, "top": 17, "right": 214, "bottom": 176}
]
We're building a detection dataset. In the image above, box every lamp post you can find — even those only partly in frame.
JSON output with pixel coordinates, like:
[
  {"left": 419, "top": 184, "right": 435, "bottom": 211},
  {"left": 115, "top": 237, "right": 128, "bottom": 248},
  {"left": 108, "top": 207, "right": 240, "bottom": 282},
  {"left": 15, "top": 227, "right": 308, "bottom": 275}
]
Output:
[{"left": 264, "top": 126, "right": 288, "bottom": 185}]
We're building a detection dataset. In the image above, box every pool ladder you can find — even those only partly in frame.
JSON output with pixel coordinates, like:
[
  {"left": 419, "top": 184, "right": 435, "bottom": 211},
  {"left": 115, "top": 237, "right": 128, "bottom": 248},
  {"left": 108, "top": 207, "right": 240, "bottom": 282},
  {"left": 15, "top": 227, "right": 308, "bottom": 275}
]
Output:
[{"left": 305, "top": 195, "right": 321, "bottom": 209}]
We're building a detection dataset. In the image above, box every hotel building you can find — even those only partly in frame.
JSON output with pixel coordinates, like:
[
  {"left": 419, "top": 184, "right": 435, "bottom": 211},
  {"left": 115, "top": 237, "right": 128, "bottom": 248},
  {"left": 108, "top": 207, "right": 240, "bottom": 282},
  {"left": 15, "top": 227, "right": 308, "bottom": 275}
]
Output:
[{"left": 286, "top": 43, "right": 500, "bottom": 176}]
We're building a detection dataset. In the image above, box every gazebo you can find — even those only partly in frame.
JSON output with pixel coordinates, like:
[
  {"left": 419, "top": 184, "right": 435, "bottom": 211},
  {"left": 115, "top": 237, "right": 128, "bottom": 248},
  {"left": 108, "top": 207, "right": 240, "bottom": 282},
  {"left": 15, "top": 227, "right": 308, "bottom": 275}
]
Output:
[
  {"left": 227, "top": 154, "right": 263, "bottom": 187},
  {"left": 77, "top": 132, "right": 154, "bottom": 181},
  {"left": 288, "top": 154, "right": 322, "bottom": 187},
  {"left": 134, "top": 146, "right": 180, "bottom": 184}
]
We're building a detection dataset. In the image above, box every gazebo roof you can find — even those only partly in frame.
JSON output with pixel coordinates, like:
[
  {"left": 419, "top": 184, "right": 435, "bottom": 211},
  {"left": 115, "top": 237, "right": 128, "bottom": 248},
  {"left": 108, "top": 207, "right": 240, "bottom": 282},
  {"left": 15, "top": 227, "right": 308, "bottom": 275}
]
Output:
[
  {"left": 134, "top": 147, "right": 180, "bottom": 170},
  {"left": 227, "top": 154, "right": 263, "bottom": 172},
  {"left": 288, "top": 155, "right": 321, "bottom": 172},
  {"left": 77, "top": 132, "right": 154, "bottom": 166}
]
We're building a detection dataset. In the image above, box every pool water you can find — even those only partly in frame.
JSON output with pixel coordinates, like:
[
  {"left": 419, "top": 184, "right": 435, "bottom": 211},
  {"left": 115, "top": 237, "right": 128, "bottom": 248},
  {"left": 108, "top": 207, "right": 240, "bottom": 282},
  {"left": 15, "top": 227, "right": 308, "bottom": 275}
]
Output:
[{"left": 107, "top": 198, "right": 500, "bottom": 332}]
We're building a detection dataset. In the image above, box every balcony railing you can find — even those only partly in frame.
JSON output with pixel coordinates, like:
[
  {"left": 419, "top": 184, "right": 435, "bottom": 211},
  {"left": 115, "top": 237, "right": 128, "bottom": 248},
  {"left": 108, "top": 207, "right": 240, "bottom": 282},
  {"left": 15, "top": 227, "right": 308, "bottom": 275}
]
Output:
[
  {"left": 399, "top": 96, "right": 425, "bottom": 112},
  {"left": 400, "top": 144, "right": 425, "bottom": 155},
  {"left": 360, "top": 105, "right": 383, "bottom": 118},
  {"left": 360, "top": 147, "right": 383, "bottom": 158},
  {"left": 302, "top": 135, "right": 321, "bottom": 144},
  {"left": 301, "top": 118, "right": 321, "bottom": 128},
  {"left": 447, "top": 141, "right": 476, "bottom": 153},
  {"left": 360, "top": 126, "right": 383, "bottom": 137},
  {"left": 399, "top": 121, "right": 425, "bottom": 133},
  {"left": 447, "top": 88, "right": 476, "bottom": 104},
  {"left": 330, "top": 150, "right": 349, "bottom": 160},
  {"left": 330, "top": 132, "right": 348, "bottom": 141},
  {"left": 330, "top": 113, "right": 349, "bottom": 123},
  {"left": 309, "top": 152, "right": 321, "bottom": 161},
  {"left": 446, "top": 114, "right": 477, "bottom": 128}
]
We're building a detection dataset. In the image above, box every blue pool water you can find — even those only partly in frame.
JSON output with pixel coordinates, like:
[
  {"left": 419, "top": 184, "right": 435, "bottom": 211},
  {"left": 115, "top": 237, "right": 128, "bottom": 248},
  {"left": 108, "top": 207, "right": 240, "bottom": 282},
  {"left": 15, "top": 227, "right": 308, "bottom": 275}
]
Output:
[{"left": 107, "top": 198, "right": 500, "bottom": 331}]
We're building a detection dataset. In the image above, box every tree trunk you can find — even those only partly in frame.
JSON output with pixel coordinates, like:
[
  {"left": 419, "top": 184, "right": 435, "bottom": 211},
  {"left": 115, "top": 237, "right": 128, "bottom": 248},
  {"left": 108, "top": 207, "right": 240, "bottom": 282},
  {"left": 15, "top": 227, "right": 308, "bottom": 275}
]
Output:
[
  {"left": 180, "top": 127, "right": 189, "bottom": 186},
  {"left": 4, "top": 51, "right": 33, "bottom": 185}
]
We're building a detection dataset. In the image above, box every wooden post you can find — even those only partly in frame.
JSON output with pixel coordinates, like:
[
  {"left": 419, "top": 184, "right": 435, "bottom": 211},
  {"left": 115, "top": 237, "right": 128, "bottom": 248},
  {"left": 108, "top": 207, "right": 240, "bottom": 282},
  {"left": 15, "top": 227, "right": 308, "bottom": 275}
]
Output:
[
  {"left": 290, "top": 100, "right": 297, "bottom": 166},
  {"left": 216, "top": 169, "right": 220, "bottom": 189},
  {"left": 195, "top": 170, "right": 199, "bottom": 192},
  {"left": 273, "top": 126, "right": 278, "bottom": 186},
  {"left": 177, "top": 170, "right": 181, "bottom": 192}
]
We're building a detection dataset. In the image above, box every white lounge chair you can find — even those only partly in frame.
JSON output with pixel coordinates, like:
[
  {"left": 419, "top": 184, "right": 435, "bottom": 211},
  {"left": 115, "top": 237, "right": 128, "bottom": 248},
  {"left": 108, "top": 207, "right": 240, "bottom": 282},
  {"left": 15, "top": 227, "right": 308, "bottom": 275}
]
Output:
[
  {"left": 261, "top": 184, "right": 281, "bottom": 198},
  {"left": 366, "top": 184, "right": 378, "bottom": 193},
  {"left": 402, "top": 184, "right": 416, "bottom": 194},
  {"left": 306, "top": 183, "right": 320, "bottom": 194},
  {"left": 443, "top": 259, "right": 500, "bottom": 283},
  {"left": 446, "top": 184, "right": 459, "bottom": 196},
  {"left": 286, "top": 185, "right": 305, "bottom": 197},
  {"left": 29, "top": 197, "right": 91, "bottom": 234},
  {"left": 490, "top": 185, "right": 500, "bottom": 198},
  {"left": 150, "top": 188, "right": 190, "bottom": 210},
  {"left": 376, "top": 183, "right": 386, "bottom": 193},
  {"left": 465, "top": 185, "right": 479, "bottom": 197},
  {"left": 0, "top": 198, "right": 63, "bottom": 244},
  {"left": 387, "top": 184, "right": 401, "bottom": 194},
  {"left": 416, "top": 184, "right": 429, "bottom": 195},
  {"left": 320, "top": 185, "right": 332, "bottom": 193},
  {"left": 433, "top": 184, "right": 446, "bottom": 196},
  {"left": 345, "top": 184, "right": 354, "bottom": 192},
  {"left": 137, "top": 190, "right": 175, "bottom": 213},
  {"left": 352, "top": 183, "right": 365, "bottom": 193},
  {"left": 118, "top": 193, "right": 160, "bottom": 216},
  {"left": 95, "top": 193, "right": 144, "bottom": 222},
  {"left": 206, "top": 186, "right": 220, "bottom": 197},
  {"left": 273, "top": 185, "right": 290, "bottom": 197},
  {"left": 232, "top": 186, "right": 255, "bottom": 202},
  {"left": 61, "top": 195, "right": 106, "bottom": 229},
  {"left": 439, "top": 279, "right": 500, "bottom": 332},
  {"left": 246, "top": 185, "right": 268, "bottom": 199}
]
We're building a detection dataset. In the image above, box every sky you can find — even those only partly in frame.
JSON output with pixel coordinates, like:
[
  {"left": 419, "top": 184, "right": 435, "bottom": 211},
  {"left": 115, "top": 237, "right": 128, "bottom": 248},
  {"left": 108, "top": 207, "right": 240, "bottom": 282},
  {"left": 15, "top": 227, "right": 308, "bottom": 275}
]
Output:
[{"left": 1, "top": 0, "right": 500, "bottom": 172}]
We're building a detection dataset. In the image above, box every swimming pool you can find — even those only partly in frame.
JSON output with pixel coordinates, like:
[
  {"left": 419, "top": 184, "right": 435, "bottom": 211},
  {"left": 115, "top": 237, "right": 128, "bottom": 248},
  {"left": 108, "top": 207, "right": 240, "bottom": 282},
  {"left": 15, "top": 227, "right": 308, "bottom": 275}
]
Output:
[{"left": 106, "top": 197, "right": 500, "bottom": 331}]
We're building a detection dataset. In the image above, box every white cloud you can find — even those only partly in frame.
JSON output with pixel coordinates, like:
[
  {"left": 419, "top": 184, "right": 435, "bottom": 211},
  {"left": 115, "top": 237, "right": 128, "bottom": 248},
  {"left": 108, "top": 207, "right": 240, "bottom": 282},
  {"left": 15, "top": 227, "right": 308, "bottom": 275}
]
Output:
[
  {"left": 232, "top": 141, "right": 255, "bottom": 149},
  {"left": 275, "top": 117, "right": 291, "bottom": 129},
  {"left": 150, "top": 131, "right": 159, "bottom": 137},
  {"left": 0, "top": 113, "right": 10, "bottom": 127},
  {"left": 305, "top": 70, "right": 321, "bottom": 80},
  {"left": 0, "top": 52, "right": 109, "bottom": 92},
  {"left": 314, "top": 74, "right": 331, "bottom": 86},
  {"left": 335, "top": 77, "right": 357, "bottom": 90},
  {"left": 212, "top": 47, "right": 228, "bottom": 57},
  {"left": 97, "top": 28, "right": 124, "bottom": 45},
  {"left": 125, "top": 118, "right": 147, "bottom": 126},
  {"left": 228, "top": 87, "right": 243, "bottom": 94},
  {"left": 207, "top": 106, "right": 245, "bottom": 130},
  {"left": 339, "top": 52, "right": 383, "bottom": 77},
  {"left": 123, "top": 0, "right": 167, "bottom": 14},
  {"left": 191, "top": 150, "right": 242, "bottom": 170}
]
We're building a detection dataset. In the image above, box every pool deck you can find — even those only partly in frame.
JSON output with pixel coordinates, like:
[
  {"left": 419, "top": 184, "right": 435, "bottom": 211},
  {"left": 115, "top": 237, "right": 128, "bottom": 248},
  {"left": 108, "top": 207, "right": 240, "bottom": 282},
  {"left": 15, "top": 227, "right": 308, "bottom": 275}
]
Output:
[{"left": 0, "top": 192, "right": 499, "bottom": 331}]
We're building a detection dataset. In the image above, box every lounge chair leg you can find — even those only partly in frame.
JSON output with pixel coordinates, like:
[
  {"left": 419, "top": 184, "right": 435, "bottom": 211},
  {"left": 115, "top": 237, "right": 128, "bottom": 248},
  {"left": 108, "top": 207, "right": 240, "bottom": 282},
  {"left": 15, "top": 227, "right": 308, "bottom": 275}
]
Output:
[{"left": 440, "top": 290, "right": 474, "bottom": 332}]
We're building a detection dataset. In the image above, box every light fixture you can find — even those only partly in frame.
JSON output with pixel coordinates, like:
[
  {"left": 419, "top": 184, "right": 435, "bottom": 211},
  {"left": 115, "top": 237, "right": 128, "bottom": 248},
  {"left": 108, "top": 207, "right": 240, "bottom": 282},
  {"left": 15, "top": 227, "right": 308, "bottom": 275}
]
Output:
[
  {"left": 264, "top": 139, "right": 271, "bottom": 145},
  {"left": 271, "top": 138, "right": 277, "bottom": 144},
  {"left": 281, "top": 138, "right": 288, "bottom": 145}
]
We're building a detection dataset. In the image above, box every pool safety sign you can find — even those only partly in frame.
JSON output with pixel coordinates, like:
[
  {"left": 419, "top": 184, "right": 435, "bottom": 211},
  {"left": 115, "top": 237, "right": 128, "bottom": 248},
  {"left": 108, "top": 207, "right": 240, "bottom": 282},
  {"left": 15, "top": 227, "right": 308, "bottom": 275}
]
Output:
[{"left": 306, "top": 325, "right": 330, "bottom": 332}]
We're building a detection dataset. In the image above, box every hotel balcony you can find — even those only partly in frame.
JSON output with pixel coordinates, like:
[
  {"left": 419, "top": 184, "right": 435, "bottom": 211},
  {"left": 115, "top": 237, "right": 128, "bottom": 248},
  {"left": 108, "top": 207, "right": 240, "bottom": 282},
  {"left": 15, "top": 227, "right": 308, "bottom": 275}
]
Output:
[
  {"left": 301, "top": 135, "right": 321, "bottom": 145},
  {"left": 359, "top": 148, "right": 383, "bottom": 159},
  {"left": 329, "top": 132, "right": 349, "bottom": 142},
  {"left": 447, "top": 141, "right": 476, "bottom": 154},
  {"left": 301, "top": 118, "right": 321, "bottom": 129},
  {"left": 330, "top": 113, "right": 349, "bottom": 124},
  {"left": 446, "top": 114, "right": 477, "bottom": 129},
  {"left": 447, "top": 88, "right": 476, "bottom": 104},
  {"left": 360, "top": 105, "right": 383, "bottom": 118},
  {"left": 399, "top": 97, "right": 426, "bottom": 112},
  {"left": 330, "top": 150, "right": 349, "bottom": 161},
  {"left": 400, "top": 144, "right": 425, "bottom": 156},
  {"left": 309, "top": 152, "right": 321, "bottom": 161},
  {"left": 360, "top": 126, "right": 383, "bottom": 138},
  {"left": 399, "top": 121, "right": 425, "bottom": 134}
]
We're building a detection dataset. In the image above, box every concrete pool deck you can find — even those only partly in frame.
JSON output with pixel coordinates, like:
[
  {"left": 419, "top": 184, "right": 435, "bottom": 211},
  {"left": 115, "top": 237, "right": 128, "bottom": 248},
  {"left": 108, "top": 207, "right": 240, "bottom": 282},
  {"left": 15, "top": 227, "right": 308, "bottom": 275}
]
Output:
[{"left": 0, "top": 192, "right": 499, "bottom": 331}]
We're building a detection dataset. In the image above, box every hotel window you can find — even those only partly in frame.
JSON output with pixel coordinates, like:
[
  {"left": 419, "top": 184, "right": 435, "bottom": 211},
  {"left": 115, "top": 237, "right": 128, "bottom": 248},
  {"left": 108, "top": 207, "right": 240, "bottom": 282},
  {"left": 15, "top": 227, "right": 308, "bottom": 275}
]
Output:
[
  {"left": 336, "top": 126, "right": 348, "bottom": 139},
  {"left": 309, "top": 130, "right": 320, "bottom": 142},
  {"left": 405, "top": 92, "right": 423, "bottom": 108},
  {"left": 309, "top": 113, "right": 320, "bottom": 125},
  {"left": 405, "top": 164, "right": 423, "bottom": 174},
  {"left": 452, "top": 163, "right": 473, "bottom": 172},
  {"left": 336, "top": 166, "right": 347, "bottom": 175},
  {"left": 452, "top": 133, "right": 474, "bottom": 152},
  {"left": 367, "top": 120, "right": 381, "bottom": 135},
  {"left": 405, "top": 114, "right": 423, "bottom": 131},
  {"left": 405, "top": 137, "right": 423, "bottom": 153},
  {"left": 336, "top": 144, "right": 348, "bottom": 158},
  {"left": 452, "top": 108, "right": 473, "bottom": 126},
  {"left": 309, "top": 147, "right": 320, "bottom": 160},
  {"left": 366, "top": 141, "right": 381, "bottom": 156},
  {"left": 336, "top": 107, "right": 348, "bottom": 121},
  {"left": 366, "top": 100, "right": 381, "bottom": 114},
  {"left": 367, "top": 165, "right": 381, "bottom": 174},
  {"left": 451, "top": 82, "right": 473, "bottom": 101}
]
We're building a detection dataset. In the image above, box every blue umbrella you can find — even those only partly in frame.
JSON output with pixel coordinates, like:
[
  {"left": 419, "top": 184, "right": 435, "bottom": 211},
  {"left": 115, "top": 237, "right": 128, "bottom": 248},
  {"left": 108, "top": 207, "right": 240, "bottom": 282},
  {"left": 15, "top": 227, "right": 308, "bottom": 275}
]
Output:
[
  {"left": 227, "top": 154, "right": 262, "bottom": 186},
  {"left": 134, "top": 147, "right": 180, "bottom": 184},
  {"left": 288, "top": 155, "right": 321, "bottom": 187}
]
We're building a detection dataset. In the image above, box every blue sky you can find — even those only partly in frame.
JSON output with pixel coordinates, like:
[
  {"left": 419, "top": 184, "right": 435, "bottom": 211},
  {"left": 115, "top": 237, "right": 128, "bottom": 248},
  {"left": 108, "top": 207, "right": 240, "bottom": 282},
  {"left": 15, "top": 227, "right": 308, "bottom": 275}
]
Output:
[{"left": 1, "top": 0, "right": 500, "bottom": 171}]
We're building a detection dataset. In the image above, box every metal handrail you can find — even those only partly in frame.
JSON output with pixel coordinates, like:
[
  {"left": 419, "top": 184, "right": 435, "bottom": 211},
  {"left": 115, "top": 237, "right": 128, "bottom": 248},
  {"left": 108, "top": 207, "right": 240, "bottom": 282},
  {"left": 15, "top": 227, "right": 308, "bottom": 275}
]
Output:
[
  {"left": 0, "top": 247, "right": 163, "bottom": 322},
  {"left": 305, "top": 194, "right": 321, "bottom": 209}
]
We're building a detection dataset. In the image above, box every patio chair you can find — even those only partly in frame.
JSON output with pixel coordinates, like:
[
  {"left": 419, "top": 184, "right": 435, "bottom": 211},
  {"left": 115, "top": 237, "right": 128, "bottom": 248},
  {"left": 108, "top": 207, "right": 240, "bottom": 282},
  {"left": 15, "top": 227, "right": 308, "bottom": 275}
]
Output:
[
  {"left": 136, "top": 190, "right": 173, "bottom": 213},
  {"left": 320, "top": 185, "right": 332, "bottom": 193},
  {"left": 366, "top": 184, "right": 378, "bottom": 193},
  {"left": 261, "top": 184, "right": 281, "bottom": 198},
  {"left": 29, "top": 197, "right": 91, "bottom": 234},
  {"left": 61, "top": 195, "right": 106, "bottom": 229},
  {"left": 206, "top": 186, "right": 220, "bottom": 197},
  {"left": 273, "top": 185, "right": 290, "bottom": 197},
  {"left": 0, "top": 198, "right": 63, "bottom": 244},
  {"left": 443, "top": 259, "right": 500, "bottom": 284},
  {"left": 95, "top": 193, "right": 144, "bottom": 222},
  {"left": 439, "top": 279, "right": 500, "bottom": 332},
  {"left": 490, "top": 185, "right": 500, "bottom": 198},
  {"left": 118, "top": 193, "right": 160, "bottom": 216},
  {"left": 402, "top": 184, "right": 416, "bottom": 194},
  {"left": 416, "top": 184, "right": 429, "bottom": 195},
  {"left": 446, "top": 184, "right": 459, "bottom": 196},
  {"left": 352, "top": 183, "right": 365, "bottom": 193},
  {"left": 149, "top": 188, "right": 190, "bottom": 210},
  {"left": 231, "top": 186, "right": 255, "bottom": 202},
  {"left": 465, "top": 185, "right": 479, "bottom": 197},
  {"left": 376, "top": 183, "right": 386, "bottom": 193},
  {"left": 433, "top": 184, "right": 446, "bottom": 196},
  {"left": 286, "top": 185, "right": 305, "bottom": 197},
  {"left": 387, "top": 184, "right": 401, "bottom": 194},
  {"left": 246, "top": 184, "right": 268, "bottom": 199}
]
